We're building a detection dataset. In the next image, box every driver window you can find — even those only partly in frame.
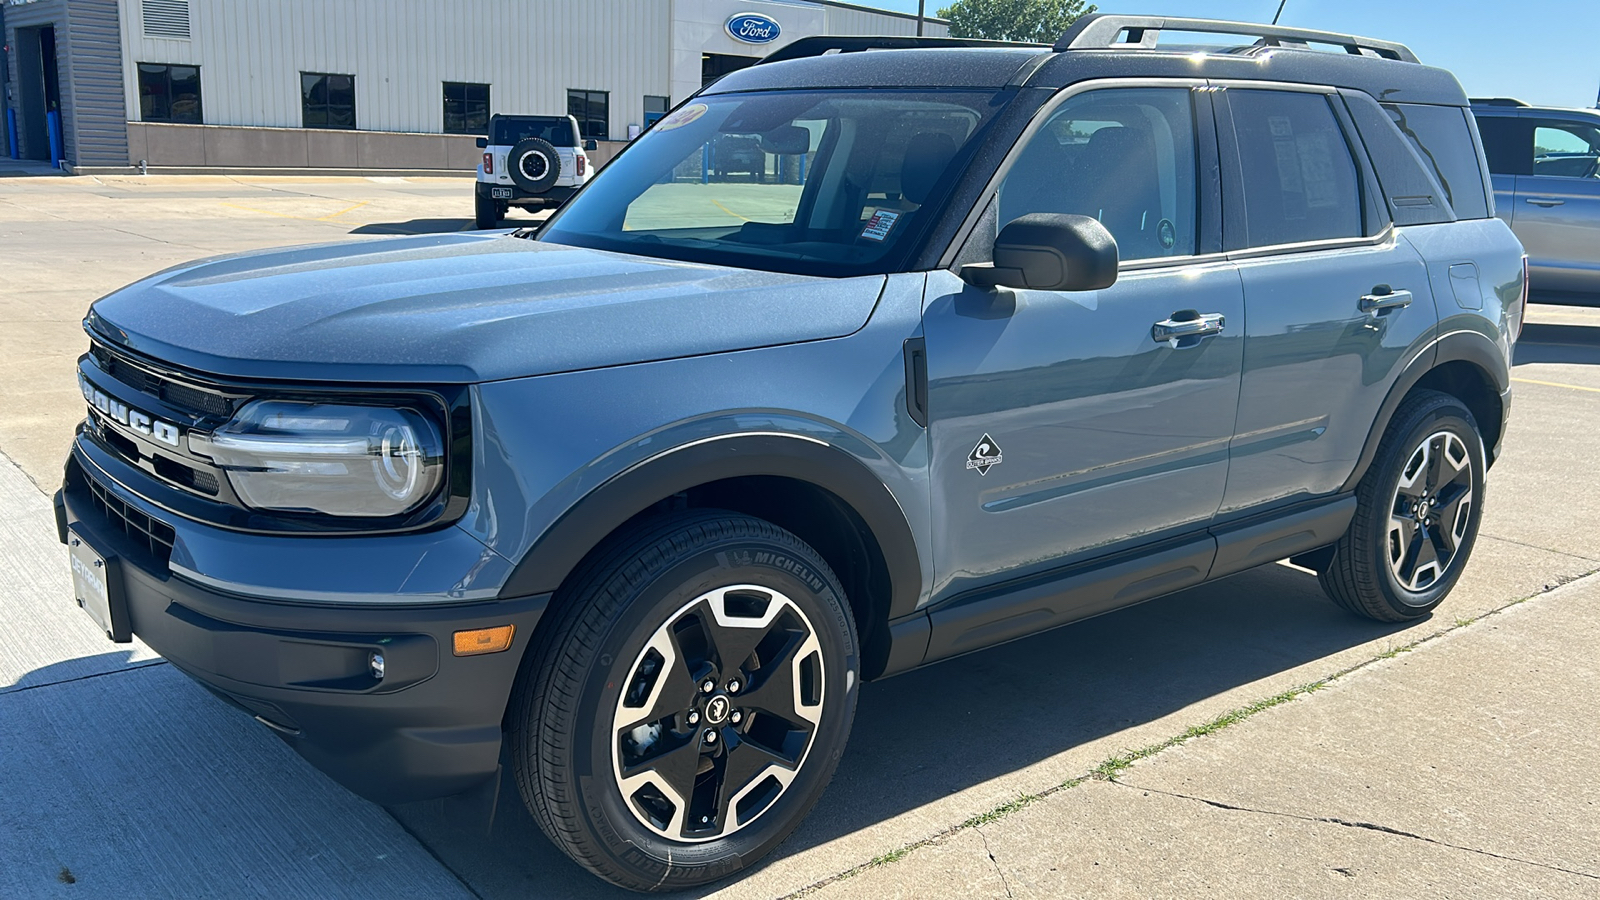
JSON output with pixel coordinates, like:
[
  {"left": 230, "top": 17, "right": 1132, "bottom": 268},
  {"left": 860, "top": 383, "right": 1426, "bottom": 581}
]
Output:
[
  {"left": 1532, "top": 123, "right": 1600, "bottom": 179},
  {"left": 997, "top": 87, "right": 1198, "bottom": 261}
]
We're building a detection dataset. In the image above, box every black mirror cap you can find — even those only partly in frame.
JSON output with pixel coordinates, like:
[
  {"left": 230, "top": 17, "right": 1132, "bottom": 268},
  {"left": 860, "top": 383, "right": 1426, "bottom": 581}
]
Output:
[
  {"left": 960, "top": 213, "right": 1119, "bottom": 292},
  {"left": 475, "top": 137, "right": 488, "bottom": 148},
  {"left": 583, "top": 139, "right": 599, "bottom": 151}
]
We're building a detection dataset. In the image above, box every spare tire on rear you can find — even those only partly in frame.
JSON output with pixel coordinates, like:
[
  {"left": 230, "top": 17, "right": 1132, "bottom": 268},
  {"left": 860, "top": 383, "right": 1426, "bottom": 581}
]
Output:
[{"left": 508, "top": 137, "right": 561, "bottom": 194}]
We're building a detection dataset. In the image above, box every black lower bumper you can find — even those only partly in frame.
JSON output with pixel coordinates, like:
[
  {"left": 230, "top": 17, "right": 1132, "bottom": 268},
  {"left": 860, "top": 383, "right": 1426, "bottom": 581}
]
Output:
[
  {"left": 476, "top": 180, "right": 577, "bottom": 206},
  {"left": 56, "top": 469, "right": 548, "bottom": 804}
]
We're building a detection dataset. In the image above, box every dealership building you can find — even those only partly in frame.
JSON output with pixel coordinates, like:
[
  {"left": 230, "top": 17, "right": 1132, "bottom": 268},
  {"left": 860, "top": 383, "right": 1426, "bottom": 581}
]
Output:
[{"left": 0, "top": 0, "right": 945, "bottom": 173}]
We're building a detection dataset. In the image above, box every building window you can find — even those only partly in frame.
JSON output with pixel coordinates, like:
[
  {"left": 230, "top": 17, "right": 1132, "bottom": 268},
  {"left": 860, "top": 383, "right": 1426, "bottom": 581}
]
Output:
[
  {"left": 138, "top": 63, "right": 202, "bottom": 124},
  {"left": 644, "top": 95, "right": 669, "bottom": 127},
  {"left": 443, "top": 82, "right": 490, "bottom": 135},
  {"left": 567, "top": 89, "right": 609, "bottom": 141},
  {"left": 301, "top": 73, "right": 356, "bottom": 130}
]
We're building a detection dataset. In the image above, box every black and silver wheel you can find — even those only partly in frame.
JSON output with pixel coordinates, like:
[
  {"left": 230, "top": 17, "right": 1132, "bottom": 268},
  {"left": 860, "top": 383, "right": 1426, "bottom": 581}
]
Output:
[
  {"left": 1321, "top": 390, "right": 1485, "bottom": 621},
  {"left": 509, "top": 511, "right": 859, "bottom": 891}
]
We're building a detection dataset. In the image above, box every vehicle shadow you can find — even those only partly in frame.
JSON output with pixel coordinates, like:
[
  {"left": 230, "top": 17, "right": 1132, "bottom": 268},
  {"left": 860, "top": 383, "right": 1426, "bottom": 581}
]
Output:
[
  {"left": 389, "top": 562, "right": 1416, "bottom": 899},
  {"left": 348, "top": 218, "right": 478, "bottom": 235},
  {"left": 1515, "top": 323, "right": 1600, "bottom": 366}
]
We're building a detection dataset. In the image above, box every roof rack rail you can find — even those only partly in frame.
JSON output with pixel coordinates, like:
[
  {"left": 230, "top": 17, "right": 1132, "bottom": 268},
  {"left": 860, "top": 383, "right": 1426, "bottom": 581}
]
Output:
[
  {"left": 757, "top": 34, "right": 1039, "bottom": 65},
  {"left": 1468, "top": 97, "right": 1529, "bottom": 107},
  {"left": 1053, "top": 14, "right": 1419, "bottom": 64}
]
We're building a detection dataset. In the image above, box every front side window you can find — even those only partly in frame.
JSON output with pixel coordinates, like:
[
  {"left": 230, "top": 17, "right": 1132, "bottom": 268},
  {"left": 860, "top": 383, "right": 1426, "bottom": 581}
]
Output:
[
  {"left": 443, "top": 81, "right": 490, "bottom": 135},
  {"left": 1229, "top": 90, "right": 1363, "bottom": 247},
  {"left": 1382, "top": 103, "right": 1490, "bottom": 218},
  {"left": 138, "top": 63, "right": 202, "bottom": 124},
  {"left": 302, "top": 73, "right": 356, "bottom": 130},
  {"left": 998, "top": 87, "right": 1198, "bottom": 261},
  {"left": 540, "top": 89, "right": 1007, "bottom": 276},
  {"left": 1532, "top": 121, "right": 1600, "bottom": 179},
  {"left": 568, "top": 89, "right": 609, "bottom": 140}
]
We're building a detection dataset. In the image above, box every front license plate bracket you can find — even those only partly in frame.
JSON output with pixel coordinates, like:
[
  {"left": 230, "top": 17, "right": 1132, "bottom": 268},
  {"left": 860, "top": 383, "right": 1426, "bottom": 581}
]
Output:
[{"left": 68, "top": 527, "right": 132, "bottom": 643}]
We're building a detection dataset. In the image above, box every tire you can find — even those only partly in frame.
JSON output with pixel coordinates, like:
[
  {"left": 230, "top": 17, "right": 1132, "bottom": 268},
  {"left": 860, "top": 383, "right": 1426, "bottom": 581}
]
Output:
[
  {"left": 474, "top": 191, "right": 501, "bottom": 229},
  {"left": 507, "top": 137, "right": 561, "bottom": 194},
  {"left": 1320, "top": 390, "right": 1485, "bottom": 622},
  {"left": 509, "top": 511, "right": 860, "bottom": 891}
]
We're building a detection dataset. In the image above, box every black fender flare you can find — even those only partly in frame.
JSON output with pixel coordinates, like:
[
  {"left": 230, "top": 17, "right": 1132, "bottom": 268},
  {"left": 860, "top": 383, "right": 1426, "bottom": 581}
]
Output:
[
  {"left": 495, "top": 433, "right": 924, "bottom": 621},
  {"left": 1339, "top": 328, "right": 1510, "bottom": 493}
]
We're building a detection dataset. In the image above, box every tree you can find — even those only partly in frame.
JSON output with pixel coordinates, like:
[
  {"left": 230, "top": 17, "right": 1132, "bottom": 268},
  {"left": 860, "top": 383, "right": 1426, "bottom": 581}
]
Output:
[{"left": 936, "top": 0, "right": 1097, "bottom": 44}]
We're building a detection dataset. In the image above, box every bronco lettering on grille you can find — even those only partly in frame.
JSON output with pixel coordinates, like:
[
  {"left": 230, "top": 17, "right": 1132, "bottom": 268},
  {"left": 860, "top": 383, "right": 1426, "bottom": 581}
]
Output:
[{"left": 80, "top": 373, "right": 181, "bottom": 447}]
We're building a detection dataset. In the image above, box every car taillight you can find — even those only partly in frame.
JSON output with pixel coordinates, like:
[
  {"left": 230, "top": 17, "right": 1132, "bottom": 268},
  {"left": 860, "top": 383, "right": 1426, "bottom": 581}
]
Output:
[
  {"left": 1510, "top": 254, "right": 1528, "bottom": 342},
  {"left": 575, "top": 154, "right": 586, "bottom": 177},
  {"left": 482, "top": 152, "right": 493, "bottom": 174}
]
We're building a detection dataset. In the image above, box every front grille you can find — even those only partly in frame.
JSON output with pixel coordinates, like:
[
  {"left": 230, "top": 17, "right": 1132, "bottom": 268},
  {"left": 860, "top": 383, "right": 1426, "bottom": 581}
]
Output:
[
  {"left": 90, "top": 343, "right": 233, "bottom": 417},
  {"left": 153, "top": 455, "right": 220, "bottom": 495},
  {"left": 87, "top": 472, "right": 176, "bottom": 563}
]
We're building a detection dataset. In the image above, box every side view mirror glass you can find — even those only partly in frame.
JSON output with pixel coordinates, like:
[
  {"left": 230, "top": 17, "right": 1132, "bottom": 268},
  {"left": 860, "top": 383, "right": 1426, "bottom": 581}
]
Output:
[
  {"left": 583, "top": 139, "right": 599, "bottom": 151},
  {"left": 475, "top": 137, "right": 488, "bottom": 149},
  {"left": 959, "top": 213, "right": 1119, "bottom": 292}
]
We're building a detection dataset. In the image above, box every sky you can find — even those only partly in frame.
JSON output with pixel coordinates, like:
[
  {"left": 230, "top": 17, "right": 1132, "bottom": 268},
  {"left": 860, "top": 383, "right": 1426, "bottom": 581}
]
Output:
[{"left": 858, "top": 0, "right": 1600, "bottom": 110}]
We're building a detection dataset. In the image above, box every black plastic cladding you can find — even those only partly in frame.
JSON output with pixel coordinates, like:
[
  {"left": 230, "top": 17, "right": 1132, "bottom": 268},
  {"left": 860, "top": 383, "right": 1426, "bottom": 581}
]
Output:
[{"left": 75, "top": 338, "right": 474, "bottom": 537}]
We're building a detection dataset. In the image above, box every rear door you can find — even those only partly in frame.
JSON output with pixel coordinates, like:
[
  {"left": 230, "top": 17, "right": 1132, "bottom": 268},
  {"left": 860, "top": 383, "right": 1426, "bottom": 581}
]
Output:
[
  {"left": 922, "top": 83, "right": 1241, "bottom": 603},
  {"left": 1214, "top": 86, "right": 1436, "bottom": 515},
  {"left": 1515, "top": 116, "right": 1600, "bottom": 295}
]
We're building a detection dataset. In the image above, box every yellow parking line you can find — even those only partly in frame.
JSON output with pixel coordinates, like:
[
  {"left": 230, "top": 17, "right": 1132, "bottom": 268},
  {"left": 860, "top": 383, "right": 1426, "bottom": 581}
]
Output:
[
  {"left": 710, "top": 198, "right": 751, "bottom": 222},
  {"left": 317, "top": 200, "right": 370, "bottom": 221},
  {"left": 220, "top": 199, "right": 370, "bottom": 223},
  {"left": 1512, "top": 376, "right": 1600, "bottom": 394}
]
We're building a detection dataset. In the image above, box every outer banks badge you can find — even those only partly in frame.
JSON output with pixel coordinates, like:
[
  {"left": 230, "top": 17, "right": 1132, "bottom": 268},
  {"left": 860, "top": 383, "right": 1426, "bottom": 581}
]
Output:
[
  {"left": 654, "top": 103, "right": 709, "bottom": 132},
  {"left": 966, "top": 433, "right": 1003, "bottom": 475}
]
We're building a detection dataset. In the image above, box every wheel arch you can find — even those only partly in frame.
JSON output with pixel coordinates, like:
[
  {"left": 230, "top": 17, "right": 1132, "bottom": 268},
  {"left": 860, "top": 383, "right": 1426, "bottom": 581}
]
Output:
[
  {"left": 1340, "top": 329, "right": 1510, "bottom": 494},
  {"left": 496, "top": 433, "right": 923, "bottom": 680}
]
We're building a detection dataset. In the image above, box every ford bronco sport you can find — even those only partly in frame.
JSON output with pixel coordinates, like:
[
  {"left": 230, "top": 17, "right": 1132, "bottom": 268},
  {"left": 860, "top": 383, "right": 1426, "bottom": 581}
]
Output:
[
  {"left": 474, "top": 112, "right": 597, "bottom": 229},
  {"left": 59, "top": 17, "right": 1523, "bottom": 892}
]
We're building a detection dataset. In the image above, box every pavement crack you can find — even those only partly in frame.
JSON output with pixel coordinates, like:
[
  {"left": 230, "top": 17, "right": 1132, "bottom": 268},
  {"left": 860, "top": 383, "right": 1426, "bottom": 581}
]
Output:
[
  {"left": 1120, "top": 783, "right": 1600, "bottom": 882},
  {"left": 973, "top": 826, "right": 1014, "bottom": 899},
  {"left": 1479, "top": 533, "right": 1600, "bottom": 563},
  {"left": 0, "top": 660, "right": 169, "bottom": 697}
]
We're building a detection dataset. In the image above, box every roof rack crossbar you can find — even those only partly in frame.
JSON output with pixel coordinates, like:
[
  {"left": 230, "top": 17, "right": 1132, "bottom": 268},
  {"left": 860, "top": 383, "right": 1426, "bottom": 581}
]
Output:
[
  {"left": 757, "top": 35, "right": 1040, "bottom": 65},
  {"left": 1053, "top": 14, "right": 1419, "bottom": 64}
]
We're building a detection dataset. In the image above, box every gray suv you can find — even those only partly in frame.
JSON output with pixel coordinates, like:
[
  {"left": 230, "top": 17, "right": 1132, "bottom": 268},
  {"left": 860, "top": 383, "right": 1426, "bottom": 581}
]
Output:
[
  {"left": 57, "top": 17, "right": 1524, "bottom": 892},
  {"left": 1473, "top": 98, "right": 1600, "bottom": 304}
]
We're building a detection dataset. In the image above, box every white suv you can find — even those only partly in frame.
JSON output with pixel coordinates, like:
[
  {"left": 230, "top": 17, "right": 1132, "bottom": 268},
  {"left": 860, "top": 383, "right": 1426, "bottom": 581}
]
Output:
[{"left": 475, "top": 114, "right": 596, "bottom": 228}]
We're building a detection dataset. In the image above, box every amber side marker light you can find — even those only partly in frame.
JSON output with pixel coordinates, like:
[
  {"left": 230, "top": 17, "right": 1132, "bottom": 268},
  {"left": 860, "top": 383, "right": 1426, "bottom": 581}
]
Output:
[{"left": 454, "top": 625, "right": 516, "bottom": 656}]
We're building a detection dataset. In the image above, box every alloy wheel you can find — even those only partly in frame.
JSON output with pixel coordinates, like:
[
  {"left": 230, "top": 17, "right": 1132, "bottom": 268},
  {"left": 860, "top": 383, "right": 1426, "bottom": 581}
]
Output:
[{"left": 1387, "top": 430, "right": 1474, "bottom": 596}]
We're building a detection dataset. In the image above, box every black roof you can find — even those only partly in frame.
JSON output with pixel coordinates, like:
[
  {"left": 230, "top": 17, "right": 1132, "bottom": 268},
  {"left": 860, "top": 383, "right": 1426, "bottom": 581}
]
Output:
[{"left": 705, "top": 15, "right": 1468, "bottom": 107}]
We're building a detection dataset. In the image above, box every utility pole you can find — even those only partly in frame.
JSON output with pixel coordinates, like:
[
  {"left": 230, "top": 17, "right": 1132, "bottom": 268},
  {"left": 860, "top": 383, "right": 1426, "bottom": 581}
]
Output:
[{"left": 917, "top": 0, "right": 925, "bottom": 36}]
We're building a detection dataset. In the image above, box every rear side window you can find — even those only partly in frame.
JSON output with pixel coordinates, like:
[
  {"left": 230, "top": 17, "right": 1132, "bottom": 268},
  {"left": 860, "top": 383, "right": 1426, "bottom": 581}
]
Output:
[
  {"left": 1381, "top": 103, "right": 1490, "bottom": 218},
  {"left": 1229, "top": 90, "right": 1363, "bottom": 246},
  {"left": 1475, "top": 115, "right": 1532, "bottom": 176}
]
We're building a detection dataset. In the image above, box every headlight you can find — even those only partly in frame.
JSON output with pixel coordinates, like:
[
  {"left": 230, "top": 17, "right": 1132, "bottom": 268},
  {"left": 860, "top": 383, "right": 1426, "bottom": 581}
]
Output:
[{"left": 200, "top": 400, "right": 445, "bottom": 517}]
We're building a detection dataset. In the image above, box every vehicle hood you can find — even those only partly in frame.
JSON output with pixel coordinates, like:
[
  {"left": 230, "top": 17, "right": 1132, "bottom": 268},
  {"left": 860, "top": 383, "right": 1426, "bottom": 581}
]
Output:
[{"left": 88, "top": 233, "right": 886, "bottom": 383}]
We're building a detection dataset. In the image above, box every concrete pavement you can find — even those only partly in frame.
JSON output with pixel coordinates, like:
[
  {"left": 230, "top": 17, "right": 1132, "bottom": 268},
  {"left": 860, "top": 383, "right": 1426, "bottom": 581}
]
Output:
[{"left": 0, "top": 174, "right": 1597, "bottom": 897}]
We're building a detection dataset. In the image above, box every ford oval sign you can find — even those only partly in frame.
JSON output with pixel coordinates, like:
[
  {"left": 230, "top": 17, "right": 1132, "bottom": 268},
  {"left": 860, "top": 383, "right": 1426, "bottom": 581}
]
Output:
[{"left": 726, "top": 12, "right": 781, "bottom": 44}]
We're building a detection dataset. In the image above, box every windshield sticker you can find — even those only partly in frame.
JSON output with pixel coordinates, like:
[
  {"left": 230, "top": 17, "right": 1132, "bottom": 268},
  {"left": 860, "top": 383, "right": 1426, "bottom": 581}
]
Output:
[
  {"left": 860, "top": 209, "right": 900, "bottom": 241},
  {"left": 967, "top": 433, "right": 1003, "bottom": 475},
  {"left": 654, "top": 103, "right": 708, "bottom": 132}
]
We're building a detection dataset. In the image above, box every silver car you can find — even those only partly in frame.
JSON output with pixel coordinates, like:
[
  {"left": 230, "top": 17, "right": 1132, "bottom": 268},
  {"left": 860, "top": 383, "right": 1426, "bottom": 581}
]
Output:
[{"left": 1473, "top": 98, "right": 1600, "bottom": 305}]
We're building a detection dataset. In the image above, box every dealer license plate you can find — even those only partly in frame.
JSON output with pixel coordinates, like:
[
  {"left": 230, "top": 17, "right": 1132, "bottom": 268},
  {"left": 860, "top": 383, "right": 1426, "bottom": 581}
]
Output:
[
  {"left": 491, "top": 187, "right": 513, "bottom": 199},
  {"left": 67, "top": 527, "right": 131, "bottom": 643}
]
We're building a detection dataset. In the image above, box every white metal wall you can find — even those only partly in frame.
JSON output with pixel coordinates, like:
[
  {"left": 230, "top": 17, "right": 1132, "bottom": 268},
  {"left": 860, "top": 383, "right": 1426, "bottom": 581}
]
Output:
[{"left": 117, "top": 0, "right": 674, "bottom": 137}]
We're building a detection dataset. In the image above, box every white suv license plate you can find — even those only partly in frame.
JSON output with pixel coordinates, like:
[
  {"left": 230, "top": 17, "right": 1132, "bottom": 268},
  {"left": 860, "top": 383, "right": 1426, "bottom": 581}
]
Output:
[
  {"left": 491, "top": 187, "right": 513, "bottom": 199},
  {"left": 67, "top": 527, "right": 130, "bottom": 643}
]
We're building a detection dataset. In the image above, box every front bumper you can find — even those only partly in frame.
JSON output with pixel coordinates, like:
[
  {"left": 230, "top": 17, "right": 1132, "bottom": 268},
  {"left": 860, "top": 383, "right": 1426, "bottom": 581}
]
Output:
[
  {"left": 476, "top": 180, "right": 579, "bottom": 206},
  {"left": 57, "top": 451, "right": 548, "bottom": 803}
]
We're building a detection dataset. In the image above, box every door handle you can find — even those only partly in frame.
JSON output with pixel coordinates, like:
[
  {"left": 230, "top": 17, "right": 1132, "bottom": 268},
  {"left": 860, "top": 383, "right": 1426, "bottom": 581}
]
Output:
[
  {"left": 1359, "top": 287, "right": 1413, "bottom": 315},
  {"left": 1152, "top": 310, "right": 1225, "bottom": 346},
  {"left": 1525, "top": 197, "right": 1565, "bottom": 207}
]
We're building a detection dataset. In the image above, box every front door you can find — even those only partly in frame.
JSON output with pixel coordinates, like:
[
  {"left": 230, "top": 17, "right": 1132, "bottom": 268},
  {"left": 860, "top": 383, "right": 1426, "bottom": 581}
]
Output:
[{"left": 923, "top": 85, "right": 1243, "bottom": 603}]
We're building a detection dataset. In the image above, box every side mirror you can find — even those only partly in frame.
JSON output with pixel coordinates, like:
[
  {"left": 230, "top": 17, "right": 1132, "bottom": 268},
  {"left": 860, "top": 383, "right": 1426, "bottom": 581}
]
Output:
[
  {"left": 475, "top": 137, "right": 488, "bottom": 148},
  {"left": 583, "top": 139, "right": 599, "bottom": 151},
  {"left": 959, "top": 213, "right": 1118, "bottom": 292}
]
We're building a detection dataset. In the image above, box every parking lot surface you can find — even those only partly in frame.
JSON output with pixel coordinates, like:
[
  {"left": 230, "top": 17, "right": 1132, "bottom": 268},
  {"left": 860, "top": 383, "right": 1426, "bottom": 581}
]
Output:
[{"left": 1, "top": 175, "right": 1597, "bottom": 898}]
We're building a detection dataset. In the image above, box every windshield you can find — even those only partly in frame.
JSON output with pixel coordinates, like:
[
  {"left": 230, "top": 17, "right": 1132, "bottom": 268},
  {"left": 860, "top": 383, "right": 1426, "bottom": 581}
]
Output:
[
  {"left": 493, "top": 117, "right": 574, "bottom": 146},
  {"left": 538, "top": 90, "right": 1008, "bottom": 276}
]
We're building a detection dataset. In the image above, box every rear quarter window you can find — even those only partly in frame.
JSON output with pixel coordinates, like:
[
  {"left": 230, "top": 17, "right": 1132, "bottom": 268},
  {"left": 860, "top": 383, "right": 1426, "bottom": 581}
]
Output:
[{"left": 1382, "top": 103, "right": 1490, "bottom": 219}]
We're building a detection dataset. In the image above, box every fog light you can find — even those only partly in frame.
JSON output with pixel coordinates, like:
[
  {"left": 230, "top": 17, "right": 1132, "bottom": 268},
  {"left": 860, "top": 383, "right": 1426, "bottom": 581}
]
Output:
[
  {"left": 453, "top": 625, "right": 515, "bottom": 657},
  {"left": 369, "top": 651, "right": 386, "bottom": 680}
]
